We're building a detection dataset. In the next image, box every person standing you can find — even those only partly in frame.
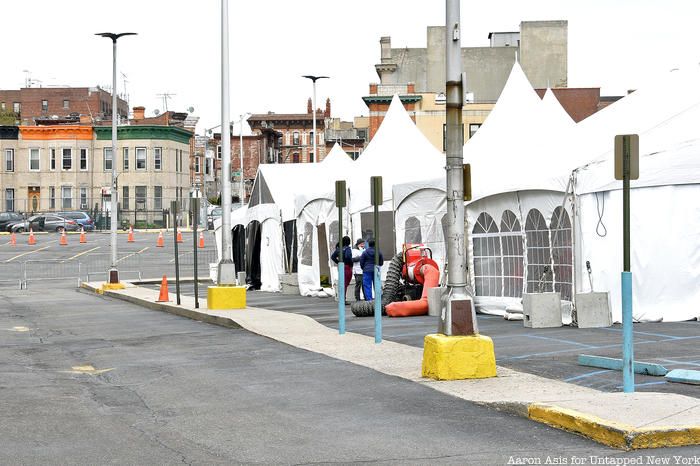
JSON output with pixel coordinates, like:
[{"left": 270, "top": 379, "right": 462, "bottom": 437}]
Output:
[
  {"left": 359, "top": 239, "right": 383, "bottom": 301},
  {"left": 352, "top": 239, "right": 365, "bottom": 301},
  {"left": 331, "top": 236, "right": 353, "bottom": 303}
]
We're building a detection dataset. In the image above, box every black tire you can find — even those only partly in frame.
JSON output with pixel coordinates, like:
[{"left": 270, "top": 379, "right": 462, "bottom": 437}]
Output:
[
  {"left": 56, "top": 227, "right": 64, "bottom": 233},
  {"left": 16, "top": 227, "right": 25, "bottom": 233},
  {"left": 351, "top": 300, "right": 376, "bottom": 317},
  {"left": 381, "top": 253, "right": 405, "bottom": 311}
]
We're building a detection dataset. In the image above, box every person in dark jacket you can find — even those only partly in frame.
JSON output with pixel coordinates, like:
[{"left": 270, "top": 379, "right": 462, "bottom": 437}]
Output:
[
  {"left": 359, "top": 239, "right": 383, "bottom": 301},
  {"left": 330, "top": 236, "right": 353, "bottom": 302}
]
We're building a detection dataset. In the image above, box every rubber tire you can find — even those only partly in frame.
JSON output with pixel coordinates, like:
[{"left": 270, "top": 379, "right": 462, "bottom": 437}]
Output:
[
  {"left": 16, "top": 227, "right": 25, "bottom": 233},
  {"left": 381, "top": 253, "right": 405, "bottom": 311},
  {"left": 351, "top": 300, "right": 376, "bottom": 317},
  {"left": 56, "top": 227, "right": 64, "bottom": 233}
]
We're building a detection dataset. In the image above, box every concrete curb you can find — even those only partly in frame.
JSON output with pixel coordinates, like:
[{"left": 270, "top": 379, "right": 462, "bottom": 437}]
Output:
[
  {"left": 529, "top": 403, "right": 700, "bottom": 450},
  {"left": 81, "top": 282, "right": 700, "bottom": 451}
]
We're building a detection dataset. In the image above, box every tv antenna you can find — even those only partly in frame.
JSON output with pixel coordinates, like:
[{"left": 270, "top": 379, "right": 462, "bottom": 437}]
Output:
[
  {"left": 156, "top": 92, "right": 176, "bottom": 112},
  {"left": 120, "top": 72, "right": 129, "bottom": 103}
]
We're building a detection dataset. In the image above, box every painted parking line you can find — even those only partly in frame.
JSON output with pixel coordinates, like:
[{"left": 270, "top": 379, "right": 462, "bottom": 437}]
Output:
[
  {"left": 115, "top": 247, "right": 149, "bottom": 263},
  {"left": 65, "top": 246, "right": 101, "bottom": 261},
  {"left": 5, "top": 245, "right": 51, "bottom": 262},
  {"left": 169, "top": 251, "right": 194, "bottom": 263}
]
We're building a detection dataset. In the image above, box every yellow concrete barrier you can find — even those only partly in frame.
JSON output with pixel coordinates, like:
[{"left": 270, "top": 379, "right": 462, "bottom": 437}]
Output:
[
  {"left": 421, "top": 333, "right": 496, "bottom": 380},
  {"left": 207, "top": 286, "right": 246, "bottom": 310}
]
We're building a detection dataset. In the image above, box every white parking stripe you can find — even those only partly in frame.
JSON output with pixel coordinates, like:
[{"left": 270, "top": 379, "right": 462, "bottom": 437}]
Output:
[
  {"left": 65, "top": 246, "right": 101, "bottom": 261},
  {"left": 5, "top": 245, "right": 51, "bottom": 262}
]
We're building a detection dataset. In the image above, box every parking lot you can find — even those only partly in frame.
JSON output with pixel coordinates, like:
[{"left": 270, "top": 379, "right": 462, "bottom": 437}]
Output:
[
  {"left": 0, "top": 230, "right": 217, "bottom": 287},
  {"left": 2, "top": 231, "right": 698, "bottom": 400}
]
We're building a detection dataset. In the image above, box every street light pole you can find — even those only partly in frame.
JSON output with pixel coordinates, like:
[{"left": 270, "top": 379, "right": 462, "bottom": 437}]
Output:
[
  {"left": 218, "top": 0, "right": 236, "bottom": 285},
  {"left": 239, "top": 113, "right": 251, "bottom": 205},
  {"left": 302, "top": 75, "right": 328, "bottom": 163},
  {"left": 96, "top": 31, "right": 136, "bottom": 287}
]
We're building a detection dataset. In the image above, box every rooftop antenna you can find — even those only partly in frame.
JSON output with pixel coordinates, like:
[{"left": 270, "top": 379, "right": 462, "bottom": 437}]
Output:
[
  {"left": 121, "top": 72, "right": 129, "bottom": 104},
  {"left": 156, "top": 92, "right": 176, "bottom": 113},
  {"left": 22, "top": 69, "right": 30, "bottom": 88}
]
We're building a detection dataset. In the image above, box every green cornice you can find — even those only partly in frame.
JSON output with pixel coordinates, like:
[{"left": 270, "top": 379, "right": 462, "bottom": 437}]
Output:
[
  {"left": 95, "top": 125, "right": 192, "bottom": 144},
  {"left": 362, "top": 95, "right": 422, "bottom": 105}
]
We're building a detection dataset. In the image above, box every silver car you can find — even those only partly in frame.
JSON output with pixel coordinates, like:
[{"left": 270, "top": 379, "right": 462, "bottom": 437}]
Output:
[{"left": 10, "top": 215, "right": 79, "bottom": 233}]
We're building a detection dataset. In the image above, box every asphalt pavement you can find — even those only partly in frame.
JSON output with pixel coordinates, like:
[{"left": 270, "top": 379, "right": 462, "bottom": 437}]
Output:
[{"left": 5, "top": 284, "right": 690, "bottom": 464}]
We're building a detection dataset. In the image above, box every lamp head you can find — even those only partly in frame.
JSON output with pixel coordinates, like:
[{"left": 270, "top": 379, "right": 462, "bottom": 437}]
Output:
[{"left": 95, "top": 32, "right": 138, "bottom": 42}]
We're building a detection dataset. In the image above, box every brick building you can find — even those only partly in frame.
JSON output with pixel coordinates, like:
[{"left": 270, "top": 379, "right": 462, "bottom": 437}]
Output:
[
  {"left": 0, "top": 87, "right": 128, "bottom": 126},
  {"left": 534, "top": 88, "right": 622, "bottom": 123},
  {"left": 248, "top": 98, "right": 330, "bottom": 164}
]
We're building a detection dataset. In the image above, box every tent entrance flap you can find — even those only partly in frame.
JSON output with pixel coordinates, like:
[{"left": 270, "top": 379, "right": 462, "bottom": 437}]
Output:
[
  {"left": 317, "top": 223, "right": 330, "bottom": 280},
  {"left": 360, "top": 211, "right": 396, "bottom": 257},
  {"left": 249, "top": 171, "right": 274, "bottom": 207},
  {"left": 283, "top": 220, "right": 298, "bottom": 273},
  {"left": 232, "top": 225, "right": 246, "bottom": 275},
  {"left": 246, "top": 221, "right": 262, "bottom": 289}
]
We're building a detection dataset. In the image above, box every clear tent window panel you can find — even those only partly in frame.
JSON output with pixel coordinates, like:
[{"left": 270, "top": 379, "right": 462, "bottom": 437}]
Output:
[
  {"left": 500, "top": 210, "right": 524, "bottom": 298},
  {"left": 550, "top": 206, "right": 573, "bottom": 301},
  {"left": 525, "top": 209, "right": 553, "bottom": 293},
  {"left": 404, "top": 216, "right": 422, "bottom": 244},
  {"left": 472, "top": 212, "right": 502, "bottom": 297}
]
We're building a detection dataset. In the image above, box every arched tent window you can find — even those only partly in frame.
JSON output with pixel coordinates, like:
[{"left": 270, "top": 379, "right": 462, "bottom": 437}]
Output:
[
  {"left": 472, "top": 212, "right": 502, "bottom": 297},
  {"left": 440, "top": 213, "right": 449, "bottom": 244},
  {"left": 500, "top": 210, "right": 524, "bottom": 298},
  {"left": 404, "top": 216, "right": 422, "bottom": 244},
  {"left": 550, "top": 206, "right": 573, "bottom": 301},
  {"left": 299, "top": 222, "right": 313, "bottom": 266},
  {"left": 525, "top": 209, "right": 553, "bottom": 293},
  {"left": 328, "top": 220, "right": 340, "bottom": 253}
]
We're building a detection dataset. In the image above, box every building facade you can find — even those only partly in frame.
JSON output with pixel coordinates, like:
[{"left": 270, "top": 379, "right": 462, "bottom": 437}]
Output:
[{"left": 0, "top": 124, "right": 192, "bottom": 228}]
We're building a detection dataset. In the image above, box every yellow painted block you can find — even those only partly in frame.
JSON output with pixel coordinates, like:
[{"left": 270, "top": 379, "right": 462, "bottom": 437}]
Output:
[
  {"left": 422, "top": 333, "right": 497, "bottom": 380},
  {"left": 207, "top": 286, "right": 246, "bottom": 310},
  {"left": 101, "top": 282, "right": 126, "bottom": 291}
]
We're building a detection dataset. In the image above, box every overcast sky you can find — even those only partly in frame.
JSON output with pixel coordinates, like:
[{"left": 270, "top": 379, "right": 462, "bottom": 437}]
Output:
[{"left": 2, "top": 1, "right": 698, "bottom": 132}]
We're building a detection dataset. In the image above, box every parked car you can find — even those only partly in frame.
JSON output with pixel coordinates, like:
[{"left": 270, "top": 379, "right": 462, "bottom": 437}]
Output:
[
  {"left": 57, "top": 211, "right": 95, "bottom": 231},
  {"left": 207, "top": 207, "right": 222, "bottom": 230},
  {"left": 0, "top": 212, "right": 24, "bottom": 232},
  {"left": 10, "top": 215, "right": 79, "bottom": 233}
]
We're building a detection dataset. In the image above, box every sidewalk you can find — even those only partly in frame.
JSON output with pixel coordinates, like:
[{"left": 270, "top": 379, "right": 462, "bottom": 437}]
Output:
[{"left": 83, "top": 281, "right": 700, "bottom": 450}]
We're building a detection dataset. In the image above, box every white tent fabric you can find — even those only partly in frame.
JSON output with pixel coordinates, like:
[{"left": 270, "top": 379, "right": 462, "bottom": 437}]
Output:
[
  {"left": 321, "top": 142, "right": 354, "bottom": 170},
  {"left": 259, "top": 216, "right": 285, "bottom": 292}
]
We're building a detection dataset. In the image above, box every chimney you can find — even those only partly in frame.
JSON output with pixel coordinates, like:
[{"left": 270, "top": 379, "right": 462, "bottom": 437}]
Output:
[
  {"left": 380, "top": 36, "right": 392, "bottom": 62},
  {"left": 79, "top": 114, "right": 92, "bottom": 125},
  {"left": 307, "top": 98, "right": 312, "bottom": 114},
  {"left": 324, "top": 98, "right": 331, "bottom": 118},
  {"left": 133, "top": 106, "right": 145, "bottom": 120}
]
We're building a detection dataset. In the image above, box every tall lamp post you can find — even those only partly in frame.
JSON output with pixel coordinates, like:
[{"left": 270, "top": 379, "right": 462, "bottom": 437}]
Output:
[
  {"left": 302, "top": 75, "right": 328, "bottom": 163},
  {"left": 96, "top": 31, "right": 137, "bottom": 288},
  {"left": 238, "top": 113, "right": 251, "bottom": 205}
]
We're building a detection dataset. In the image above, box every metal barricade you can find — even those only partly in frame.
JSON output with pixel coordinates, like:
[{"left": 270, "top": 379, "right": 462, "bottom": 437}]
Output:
[
  {"left": 177, "top": 249, "right": 218, "bottom": 279},
  {"left": 23, "top": 260, "right": 82, "bottom": 289},
  {"left": 83, "top": 253, "right": 143, "bottom": 282},
  {"left": 0, "top": 261, "right": 23, "bottom": 289}
]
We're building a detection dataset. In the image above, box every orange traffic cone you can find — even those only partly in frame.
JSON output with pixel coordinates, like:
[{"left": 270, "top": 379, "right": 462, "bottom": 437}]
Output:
[
  {"left": 59, "top": 230, "right": 68, "bottom": 246},
  {"left": 156, "top": 275, "right": 170, "bottom": 302},
  {"left": 198, "top": 231, "right": 205, "bottom": 249},
  {"left": 127, "top": 226, "right": 135, "bottom": 243},
  {"left": 156, "top": 230, "right": 164, "bottom": 247},
  {"left": 10, "top": 232, "right": 16, "bottom": 246},
  {"left": 176, "top": 230, "right": 183, "bottom": 243},
  {"left": 28, "top": 228, "right": 37, "bottom": 246},
  {"left": 79, "top": 227, "right": 87, "bottom": 244}
]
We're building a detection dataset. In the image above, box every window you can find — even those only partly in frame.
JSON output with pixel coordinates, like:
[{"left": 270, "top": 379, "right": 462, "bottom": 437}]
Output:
[
  {"left": 292, "top": 152, "right": 300, "bottom": 163},
  {"left": 41, "top": 100, "right": 48, "bottom": 112},
  {"left": 136, "top": 147, "right": 146, "bottom": 170},
  {"left": 29, "top": 148, "right": 40, "bottom": 170},
  {"left": 135, "top": 186, "right": 147, "bottom": 210},
  {"left": 61, "top": 186, "right": 72, "bottom": 209},
  {"left": 404, "top": 217, "right": 422, "bottom": 244},
  {"left": 122, "top": 186, "right": 129, "bottom": 210},
  {"left": 50, "top": 148, "right": 56, "bottom": 170},
  {"left": 49, "top": 186, "right": 56, "bottom": 209},
  {"left": 13, "top": 102, "right": 21, "bottom": 113},
  {"left": 469, "top": 123, "right": 481, "bottom": 138},
  {"left": 123, "top": 147, "right": 129, "bottom": 171},
  {"left": 63, "top": 99, "right": 70, "bottom": 109},
  {"left": 80, "top": 187, "right": 88, "bottom": 210},
  {"left": 0, "top": 102, "right": 5, "bottom": 111},
  {"left": 62, "top": 148, "right": 72, "bottom": 170},
  {"left": 195, "top": 156, "right": 201, "bottom": 173},
  {"left": 550, "top": 207, "right": 573, "bottom": 301},
  {"left": 154, "top": 147, "right": 162, "bottom": 170},
  {"left": 309, "top": 151, "right": 314, "bottom": 163},
  {"left": 216, "top": 145, "right": 221, "bottom": 159},
  {"left": 472, "top": 212, "right": 502, "bottom": 297},
  {"left": 5, "top": 188, "right": 14, "bottom": 212},
  {"left": 154, "top": 186, "right": 162, "bottom": 210},
  {"left": 103, "top": 148, "right": 113, "bottom": 171},
  {"left": 309, "top": 131, "right": 314, "bottom": 146},
  {"left": 500, "top": 210, "right": 524, "bottom": 298},
  {"left": 525, "top": 209, "right": 553, "bottom": 293},
  {"left": 4, "top": 149, "right": 14, "bottom": 172},
  {"left": 292, "top": 131, "right": 300, "bottom": 145},
  {"left": 79, "top": 148, "right": 88, "bottom": 170},
  {"left": 442, "top": 124, "right": 465, "bottom": 151}
]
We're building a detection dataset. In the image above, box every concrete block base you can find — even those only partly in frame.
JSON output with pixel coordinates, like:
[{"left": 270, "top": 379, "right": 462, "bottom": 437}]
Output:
[
  {"left": 279, "top": 273, "right": 299, "bottom": 295},
  {"left": 575, "top": 292, "right": 612, "bottom": 328},
  {"left": 523, "top": 292, "right": 562, "bottom": 328},
  {"left": 422, "top": 333, "right": 497, "bottom": 380},
  {"left": 207, "top": 286, "right": 246, "bottom": 310}
]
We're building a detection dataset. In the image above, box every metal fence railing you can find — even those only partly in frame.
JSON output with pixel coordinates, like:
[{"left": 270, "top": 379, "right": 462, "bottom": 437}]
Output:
[
  {"left": 23, "top": 259, "right": 82, "bottom": 288},
  {"left": 0, "top": 261, "right": 23, "bottom": 289},
  {"left": 82, "top": 253, "right": 143, "bottom": 283}
]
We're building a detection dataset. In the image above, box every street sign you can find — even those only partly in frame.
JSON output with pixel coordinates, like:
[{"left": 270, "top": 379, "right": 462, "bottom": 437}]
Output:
[{"left": 614, "top": 134, "right": 639, "bottom": 180}]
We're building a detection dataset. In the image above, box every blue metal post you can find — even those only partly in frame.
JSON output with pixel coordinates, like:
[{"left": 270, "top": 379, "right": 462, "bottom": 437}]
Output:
[
  {"left": 374, "top": 264, "right": 382, "bottom": 343},
  {"left": 621, "top": 271, "right": 634, "bottom": 392},
  {"left": 338, "top": 260, "right": 345, "bottom": 335}
]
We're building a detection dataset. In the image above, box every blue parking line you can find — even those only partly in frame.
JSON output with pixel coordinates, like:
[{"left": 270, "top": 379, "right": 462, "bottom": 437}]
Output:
[
  {"left": 616, "top": 381, "right": 667, "bottom": 389},
  {"left": 599, "top": 327, "right": 679, "bottom": 340},
  {"left": 656, "top": 359, "right": 700, "bottom": 368},
  {"left": 524, "top": 334, "right": 596, "bottom": 348},
  {"left": 564, "top": 369, "right": 613, "bottom": 382}
]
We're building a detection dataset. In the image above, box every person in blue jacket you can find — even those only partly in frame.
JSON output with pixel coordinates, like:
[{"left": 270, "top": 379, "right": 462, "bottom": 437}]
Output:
[
  {"left": 359, "top": 239, "right": 383, "bottom": 301},
  {"left": 331, "top": 236, "right": 353, "bottom": 302}
]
